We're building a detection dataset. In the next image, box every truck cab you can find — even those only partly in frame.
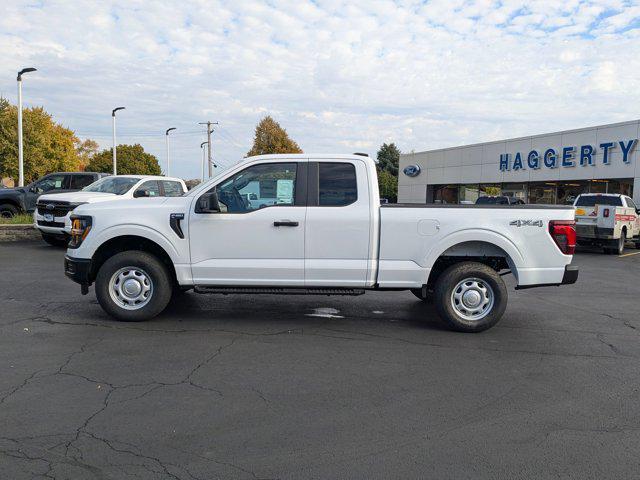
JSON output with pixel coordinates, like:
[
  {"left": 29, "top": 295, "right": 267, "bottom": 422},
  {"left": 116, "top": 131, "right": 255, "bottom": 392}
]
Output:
[{"left": 64, "top": 154, "right": 578, "bottom": 332}]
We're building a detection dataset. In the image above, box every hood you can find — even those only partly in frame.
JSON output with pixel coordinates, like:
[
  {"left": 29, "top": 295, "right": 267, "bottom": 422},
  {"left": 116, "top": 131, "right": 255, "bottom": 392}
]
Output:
[
  {"left": 74, "top": 196, "right": 173, "bottom": 215},
  {"left": 38, "top": 191, "right": 118, "bottom": 204}
]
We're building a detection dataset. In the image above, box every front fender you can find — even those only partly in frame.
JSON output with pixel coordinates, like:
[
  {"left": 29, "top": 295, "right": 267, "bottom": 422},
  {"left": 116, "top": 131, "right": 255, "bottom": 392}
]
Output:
[{"left": 74, "top": 224, "right": 184, "bottom": 264}]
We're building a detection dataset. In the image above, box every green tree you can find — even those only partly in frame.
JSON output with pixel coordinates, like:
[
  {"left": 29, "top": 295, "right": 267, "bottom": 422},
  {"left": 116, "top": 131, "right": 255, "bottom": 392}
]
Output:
[
  {"left": 87, "top": 144, "right": 161, "bottom": 175},
  {"left": 247, "top": 116, "right": 303, "bottom": 157},
  {"left": 375, "top": 143, "right": 401, "bottom": 202},
  {"left": 0, "top": 98, "right": 81, "bottom": 183},
  {"left": 378, "top": 169, "right": 398, "bottom": 203},
  {"left": 75, "top": 138, "right": 99, "bottom": 171}
]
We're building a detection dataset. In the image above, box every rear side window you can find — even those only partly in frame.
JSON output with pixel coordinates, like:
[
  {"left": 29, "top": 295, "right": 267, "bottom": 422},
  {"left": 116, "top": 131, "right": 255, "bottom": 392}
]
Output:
[
  {"left": 626, "top": 197, "right": 637, "bottom": 209},
  {"left": 139, "top": 180, "right": 161, "bottom": 197},
  {"left": 575, "top": 195, "right": 622, "bottom": 207},
  {"left": 162, "top": 181, "right": 184, "bottom": 197},
  {"left": 318, "top": 163, "right": 357, "bottom": 206},
  {"left": 71, "top": 174, "right": 96, "bottom": 189}
]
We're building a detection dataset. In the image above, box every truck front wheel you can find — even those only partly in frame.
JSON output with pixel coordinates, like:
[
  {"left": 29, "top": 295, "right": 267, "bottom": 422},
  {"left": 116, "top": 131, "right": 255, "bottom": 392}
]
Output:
[
  {"left": 95, "top": 251, "right": 172, "bottom": 322},
  {"left": 434, "top": 262, "right": 507, "bottom": 333}
]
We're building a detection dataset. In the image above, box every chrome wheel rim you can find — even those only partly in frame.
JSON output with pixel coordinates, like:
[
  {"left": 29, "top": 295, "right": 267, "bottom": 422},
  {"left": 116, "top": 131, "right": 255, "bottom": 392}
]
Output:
[
  {"left": 108, "top": 267, "right": 153, "bottom": 310},
  {"left": 450, "top": 277, "right": 494, "bottom": 321}
]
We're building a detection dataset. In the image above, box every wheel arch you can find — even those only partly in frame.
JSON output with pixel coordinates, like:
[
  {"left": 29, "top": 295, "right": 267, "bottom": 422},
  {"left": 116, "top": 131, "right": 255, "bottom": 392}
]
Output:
[
  {"left": 90, "top": 235, "right": 178, "bottom": 287},
  {"left": 425, "top": 235, "right": 522, "bottom": 289}
]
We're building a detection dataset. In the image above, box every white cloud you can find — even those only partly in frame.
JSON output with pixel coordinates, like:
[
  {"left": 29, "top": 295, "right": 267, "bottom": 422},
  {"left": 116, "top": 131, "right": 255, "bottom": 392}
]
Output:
[{"left": 0, "top": 0, "right": 639, "bottom": 179}]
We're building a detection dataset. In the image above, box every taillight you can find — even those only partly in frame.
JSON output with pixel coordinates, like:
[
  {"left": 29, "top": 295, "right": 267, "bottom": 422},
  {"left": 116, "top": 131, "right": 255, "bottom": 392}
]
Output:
[
  {"left": 603, "top": 208, "right": 610, "bottom": 218},
  {"left": 549, "top": 220, "right": 576, "bottom": 255}
]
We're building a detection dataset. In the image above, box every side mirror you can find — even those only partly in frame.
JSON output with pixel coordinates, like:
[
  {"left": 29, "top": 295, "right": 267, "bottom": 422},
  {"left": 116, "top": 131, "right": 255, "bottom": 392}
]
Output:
[
  {"left": 196, "top": 190, "right": 220, "bottom": 213},
  {"left": 29, "top": 185, "right": 40, "bottom": 194},
  {"left": 133, "top": 189, "right": 151, "bottom": 198}
]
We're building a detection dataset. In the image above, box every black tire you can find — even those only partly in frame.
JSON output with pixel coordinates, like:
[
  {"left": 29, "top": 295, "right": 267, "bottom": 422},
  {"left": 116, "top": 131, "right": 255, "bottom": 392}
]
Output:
[
  {"left": 0, "top": 203, "right": 18, "bottom": 218},
  {"left": 411, "top": 288, "right": 433, "bottom": 303},
  {"left": 41, "top": 233, "right": 69, "bottom": 248},
  {"left": 617, "top": 231, "right": 626, "bottom": 255},
  {"left": 434, "top": 262, "right": 507, "bottom": 333},
  {"left": 95, "top": 250, "right": 173, "bottom": 322}
]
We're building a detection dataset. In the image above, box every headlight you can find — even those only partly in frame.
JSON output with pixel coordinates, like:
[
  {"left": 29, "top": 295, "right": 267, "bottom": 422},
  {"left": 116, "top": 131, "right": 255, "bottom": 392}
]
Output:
[{"left": 68, "top": 215, "right": 92, "bottom": 249}]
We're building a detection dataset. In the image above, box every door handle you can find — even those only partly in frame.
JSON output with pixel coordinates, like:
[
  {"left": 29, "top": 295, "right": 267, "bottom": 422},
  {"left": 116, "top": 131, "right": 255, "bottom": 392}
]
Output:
[{"left": 273, "top": 220, "right": 299, "bottom": 227}]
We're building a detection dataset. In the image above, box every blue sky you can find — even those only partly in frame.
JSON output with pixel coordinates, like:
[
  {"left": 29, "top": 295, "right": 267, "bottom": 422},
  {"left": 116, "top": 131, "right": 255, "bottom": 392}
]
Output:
[{"left": 1, "top": 0, "right": 640, "bottom": 179}]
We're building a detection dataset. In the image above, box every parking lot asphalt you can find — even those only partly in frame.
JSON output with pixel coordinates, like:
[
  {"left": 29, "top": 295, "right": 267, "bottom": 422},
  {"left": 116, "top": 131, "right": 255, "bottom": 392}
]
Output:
[{"left": 1, "top": 241, "right": 640, "bottom": 480}]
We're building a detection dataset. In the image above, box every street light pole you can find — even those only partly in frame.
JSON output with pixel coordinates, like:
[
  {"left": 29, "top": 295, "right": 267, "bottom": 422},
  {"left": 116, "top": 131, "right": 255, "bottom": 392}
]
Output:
[
  {"left": 111, "top": 107, "right": 125, "bottom": 175},
  {"left": 165, "top": 127, "right": 176, "bottom": 176},
  {"left": 200, "top": 141, "right": 207, "bottom": 182},
  {"left": 17, "top": 67, "right": 37, "bottom": 187},
  {"left": 198, "top": 121, "right": 218, "bottom": 178}
]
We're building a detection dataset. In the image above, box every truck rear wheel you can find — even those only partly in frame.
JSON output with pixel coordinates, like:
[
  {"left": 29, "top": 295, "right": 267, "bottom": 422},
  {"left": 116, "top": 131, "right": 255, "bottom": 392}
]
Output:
[
  {"left": 95, "top": 250, "right": 172, "bottom": 322},
  {"left": 605, "top": 231, "right": 625, "bottom": 255},
  {"left": 434, "top": 262, "right": 507, "bottom": 333}
]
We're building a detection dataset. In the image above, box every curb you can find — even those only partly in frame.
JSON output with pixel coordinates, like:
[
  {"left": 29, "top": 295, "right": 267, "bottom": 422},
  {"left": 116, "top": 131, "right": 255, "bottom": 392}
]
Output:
[{"left": 0, "top": 224, "right": 40, "bottom": 242}]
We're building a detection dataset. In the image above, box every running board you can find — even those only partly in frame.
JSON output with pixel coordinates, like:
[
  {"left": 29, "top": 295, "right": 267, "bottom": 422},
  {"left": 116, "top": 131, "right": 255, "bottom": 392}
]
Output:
[{"left": 193, "top": 286, "right": 365, "bottom": 296}]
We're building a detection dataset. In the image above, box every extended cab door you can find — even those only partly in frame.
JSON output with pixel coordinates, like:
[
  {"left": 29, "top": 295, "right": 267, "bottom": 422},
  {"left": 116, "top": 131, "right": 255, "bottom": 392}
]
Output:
[
  {"left": 189, "top": 161, "right": 307, "bottom": 286},
  {"left": 304, "top": 160, "right": 371, "bottom": 287}
]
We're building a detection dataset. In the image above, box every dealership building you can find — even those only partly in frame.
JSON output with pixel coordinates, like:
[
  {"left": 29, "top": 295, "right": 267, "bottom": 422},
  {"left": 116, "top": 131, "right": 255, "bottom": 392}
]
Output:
[{"left": 398, "top": 120, "right": 639, "bottom": 205}]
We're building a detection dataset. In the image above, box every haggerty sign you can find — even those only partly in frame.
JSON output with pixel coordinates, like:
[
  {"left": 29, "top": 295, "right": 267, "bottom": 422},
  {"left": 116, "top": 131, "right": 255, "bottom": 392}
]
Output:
[{"left": 499, "top": 139, "right": 637, "bottom": 172}]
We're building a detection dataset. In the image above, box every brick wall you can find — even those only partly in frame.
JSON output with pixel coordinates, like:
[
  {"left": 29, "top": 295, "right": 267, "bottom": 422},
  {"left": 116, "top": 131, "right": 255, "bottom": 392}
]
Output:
[{"left": 0, "top": 225, "right": 40, "bottom": 242}]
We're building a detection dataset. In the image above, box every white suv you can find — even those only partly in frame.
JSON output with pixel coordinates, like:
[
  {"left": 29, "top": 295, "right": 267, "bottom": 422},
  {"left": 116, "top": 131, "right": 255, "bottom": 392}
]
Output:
[{"left": 35, "top": 175, "right": 187, "bottom": 246}]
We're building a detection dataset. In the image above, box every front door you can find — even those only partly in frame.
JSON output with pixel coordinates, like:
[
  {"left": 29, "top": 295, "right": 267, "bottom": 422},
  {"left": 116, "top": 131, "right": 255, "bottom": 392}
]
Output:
[
  {"left": 25, "top": 173, "right": 70, "bottom": 211},
  {"left": 189, "top": 161, "right": 307, "bottom": 286}
]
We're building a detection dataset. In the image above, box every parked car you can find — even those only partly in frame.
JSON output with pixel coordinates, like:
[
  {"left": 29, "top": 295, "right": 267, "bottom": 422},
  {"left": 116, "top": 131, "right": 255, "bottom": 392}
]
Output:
[
  {"left": 35, "top": 175, "right": 187, "bottom": 247},
  {"left": 0, "top": 172, "right": 108, "bottom": 218},
  {"left": 475, "top": 195, "right": 525, "bottom": 205},
  {"left": 64, "top": 154, "right": 578, "bottom": 332},
  {"left": 573, "top": 193, "right": 640, "bottom": 254}
]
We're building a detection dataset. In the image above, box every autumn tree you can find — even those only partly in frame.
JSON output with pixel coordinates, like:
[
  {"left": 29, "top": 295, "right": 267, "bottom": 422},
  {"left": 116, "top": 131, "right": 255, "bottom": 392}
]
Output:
[
  {"left": 75, "top": 138, "right": 99, "bottom": 171},
  {"left": 247, "top": 116, "right": 302, "bottom": 157},
  {"left": 0, "top": 98, "right": 81, "bottom": 183},
  {"left": 87, "top": 144, "right": 161, "bottom": 175}
]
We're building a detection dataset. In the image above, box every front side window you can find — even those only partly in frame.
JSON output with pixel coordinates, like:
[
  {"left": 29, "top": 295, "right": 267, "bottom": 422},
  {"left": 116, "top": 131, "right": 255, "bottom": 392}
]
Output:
[
  {"left": 71, "top": 174, "right": 96, "bottom": 190},
  {"left": 139, "top": 180, "right": 161, "bottom": 197},
  {"left": 625, "top": 197, "right": 637, "bottom": 209},
  {"left": 35, "top": 174, "right": 67, "bottom": 193},
  {"left": 216, "top": 163, "right": 297, "bottom": 213},
  {"left": 84, "top": 177, "right": 141, "bottom": 195},
  {"left": 162, "top": 181, "right": 184, "bottom": 197},
  {"left": 318, "top": 163, "right": 357, "bottom": 206}
]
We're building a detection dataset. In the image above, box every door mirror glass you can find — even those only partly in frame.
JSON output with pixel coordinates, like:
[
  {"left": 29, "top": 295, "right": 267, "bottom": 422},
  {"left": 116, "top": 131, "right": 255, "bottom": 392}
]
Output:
[
  {"left": 196, "top": 190, "right": 220, "bottom": 213},
  {"left": 133, "top": 189, "right": 151, "bottom": 198}
]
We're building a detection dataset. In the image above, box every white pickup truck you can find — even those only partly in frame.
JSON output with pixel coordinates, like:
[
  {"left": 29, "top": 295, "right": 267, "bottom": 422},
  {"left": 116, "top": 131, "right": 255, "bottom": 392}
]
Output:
[
  {"left": 574, "top": 193, "right": 640, "bottom": 255},
  {"left": 64, "top": 154, "right": 578, "bottom": 332},
  {"left": 35, "top": 175, "right": 187, "bottom": 246}
]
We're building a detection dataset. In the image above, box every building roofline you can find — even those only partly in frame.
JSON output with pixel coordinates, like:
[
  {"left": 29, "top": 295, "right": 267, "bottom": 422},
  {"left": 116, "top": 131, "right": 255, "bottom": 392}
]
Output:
[{"left": 401, "top": 119, "right": 640, "bottom": 156}]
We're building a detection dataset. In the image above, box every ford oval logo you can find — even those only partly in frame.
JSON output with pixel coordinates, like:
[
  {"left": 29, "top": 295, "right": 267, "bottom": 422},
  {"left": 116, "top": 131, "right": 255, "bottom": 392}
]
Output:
[
  {"left": 403, "top": 165, "right": 421, "bottom": 177},
  {"left": 46, "top": 204, "right": 55, "bottom": 210}
]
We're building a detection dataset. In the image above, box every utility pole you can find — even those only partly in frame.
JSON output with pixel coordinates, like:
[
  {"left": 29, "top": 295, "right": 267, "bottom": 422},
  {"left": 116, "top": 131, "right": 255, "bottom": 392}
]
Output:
[
  {"left": 198, "top": 121, "right": 218, "bottom": 178},
  {"left": 17, "top": 67, "right": 37, "bottom": 187}
]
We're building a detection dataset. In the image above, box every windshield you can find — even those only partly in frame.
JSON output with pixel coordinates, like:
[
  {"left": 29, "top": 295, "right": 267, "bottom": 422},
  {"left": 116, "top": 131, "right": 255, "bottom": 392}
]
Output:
[
  {"left": 575, "top": 195, "right": 622, "bottom": 207},
  {"left": 83, "top": 177, "right": 141, "bottom": 195}
]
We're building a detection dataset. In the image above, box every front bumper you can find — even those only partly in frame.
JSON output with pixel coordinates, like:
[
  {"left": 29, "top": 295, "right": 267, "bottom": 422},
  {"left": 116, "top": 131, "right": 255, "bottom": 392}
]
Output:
[
  {"left": 64, "top": 255, "right": 92, "bottom": 288},
  {"left": 515, "top": 265, "right": 579, "bottom": 290}
]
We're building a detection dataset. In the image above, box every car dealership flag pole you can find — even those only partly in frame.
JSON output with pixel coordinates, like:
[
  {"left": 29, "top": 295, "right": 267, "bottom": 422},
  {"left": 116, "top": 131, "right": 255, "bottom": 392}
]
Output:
[
  {"left": 165, "top": 127, "right": 176, "bottom": 176},
  {"left": 111, "top": 107, "right": 125, "bottom": 175},
  {"left": 17, "top": 67, "right": 37, "bottom": 187}
]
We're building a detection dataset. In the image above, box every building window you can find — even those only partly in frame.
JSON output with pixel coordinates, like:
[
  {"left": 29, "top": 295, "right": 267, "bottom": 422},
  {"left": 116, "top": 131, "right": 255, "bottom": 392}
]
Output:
[
  {"left": 502, "top": 183, "right": 527, "bottom": 202},
  {"left": 528, "top": 182, "right": 557, "bottom": 204},
  {"left": 557, "top": 181, "right": 588, "bottom": 205},
  {"left": 459, "top": 184, "right": 479, "bottom": 204},
  {"left": 607, "top": 179, "right": 633, "bottom": 196},
  {"left": 432, "top": 185, "right": 459, "bottom": 204},
  {"left": 479, "top": 184, "right": 501, "bottom": 197}
]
